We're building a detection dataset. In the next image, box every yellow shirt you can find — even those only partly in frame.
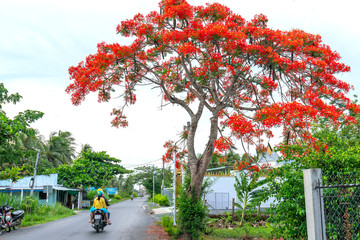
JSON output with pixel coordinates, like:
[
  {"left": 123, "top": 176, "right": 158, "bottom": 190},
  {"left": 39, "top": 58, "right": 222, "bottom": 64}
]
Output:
[{"left": 93, "top": 197, "right": 106, "bottom": 209}]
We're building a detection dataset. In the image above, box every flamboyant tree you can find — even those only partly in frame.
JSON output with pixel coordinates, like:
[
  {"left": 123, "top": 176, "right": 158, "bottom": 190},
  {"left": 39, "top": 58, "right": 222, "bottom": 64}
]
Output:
[{"left": 66, "top": 0, "right": 360, "bottom": 197}]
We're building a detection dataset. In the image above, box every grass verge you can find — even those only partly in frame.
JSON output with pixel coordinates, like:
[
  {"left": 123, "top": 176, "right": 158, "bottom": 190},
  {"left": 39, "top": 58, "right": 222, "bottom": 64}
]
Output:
[
  {"left": 205, "top": 223, "right": 273, "bottom": 239},
  {"left": 22, "top": 203, "right": 76, "bottom": 227}
]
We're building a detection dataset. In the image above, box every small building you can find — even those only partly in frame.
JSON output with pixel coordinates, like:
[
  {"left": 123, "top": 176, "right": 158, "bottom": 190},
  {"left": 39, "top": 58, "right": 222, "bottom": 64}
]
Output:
[
  {"left": 0, "top": 173, "right": 82, "bottom": 209},
  {"left": 204, "top": 148, "right": 282, "bottom": 212}
]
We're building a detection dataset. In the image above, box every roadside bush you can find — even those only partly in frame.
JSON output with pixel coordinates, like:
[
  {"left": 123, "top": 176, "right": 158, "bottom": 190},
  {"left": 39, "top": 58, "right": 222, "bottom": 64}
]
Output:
[
  {"left": 177, "top": 191, "right": 207, "bottom": 240},
  {"left": 87, "top": 190, "right": 109, "bottom": 200},
  {"left": 154, "top": 194, "right": 170, "bottom": 206},
  {"left": 161, "top": 215, "right": 181, "bottom": 238},
  {"left": 86, "top": 190, "right": 97, "bottom": 200},
  {"left": 114, "top": 194, "right": 122, "bottom": 200}
]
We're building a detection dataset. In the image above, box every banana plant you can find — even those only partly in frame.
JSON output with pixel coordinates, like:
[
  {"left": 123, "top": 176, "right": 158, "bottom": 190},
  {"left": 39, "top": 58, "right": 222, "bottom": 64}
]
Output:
[{"left": 234, "top": 171, "right": 269, "bottom": 226}]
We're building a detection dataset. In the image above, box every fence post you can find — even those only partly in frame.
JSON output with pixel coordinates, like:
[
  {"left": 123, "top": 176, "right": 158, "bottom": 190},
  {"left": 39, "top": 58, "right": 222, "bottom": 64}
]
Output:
[
  {"left": 232, "top": 198, "right": 235, "bottom": 217},
  {"left": 303, "top": 169, "right": 326, "bottom": 240}
]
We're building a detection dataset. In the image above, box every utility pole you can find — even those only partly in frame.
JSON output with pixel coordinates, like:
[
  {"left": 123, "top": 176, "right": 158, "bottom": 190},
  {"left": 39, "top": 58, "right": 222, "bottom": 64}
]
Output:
[
  {"left": 173, "top": 150, "right": 177, "bottom": 225},
  {"left": 30, "top": 149, "right": 40, "bottom": 197},
  {"left": 153, "top": 165, "right": 155, "bottom": 203},
  {"left": 161, "top": 161, "right": 165, "bottom": 195}
]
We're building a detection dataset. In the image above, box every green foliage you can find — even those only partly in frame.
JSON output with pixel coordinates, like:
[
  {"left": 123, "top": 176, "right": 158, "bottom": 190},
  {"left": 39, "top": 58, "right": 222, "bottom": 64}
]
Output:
[
  {"left": 39, "top": 131, "right": 76, "bottom": 168},
  {"left": 178, "top": 191, "right": 207, "bottom": 240},
  {"left": 161, "top": 215, "right": 181, "bottom": 237},
  {"left": 118, "top": 174, "right": 135, "bottom": 196},
  {"left": 0, "top": 194, "right": 75, "bottom": 227},
  {"left": 209, "top": 223, "right": 273, "bottom": 239},
  {"left": 175, "top": 166, "right": 214, "bottom": 239},
  {"left": 207, "top": 148, "right": 240, "bottom": 169},
  {"left": 234, "top": 171, "right": 269, "bottom": 226},
  {"left": 86, "top": 190, "right": 97, "bottom": 200},
  {"left": 132, "top": 166, "right": 173, "bottom": 196},
  {"left": 47, "top": 150, "right": 131, "bottom": 189},
  {"left": 0, "top": 83, "right": 43, "bottom": 181},
  {"left": 267, "top": 117, "right": 360, "bottom": 239},
  {"left": 154, "top": 194, "right": 170, "bottom": 206},
  {"left": 114, "top": 194, "right": 122, "bottom": 200}
]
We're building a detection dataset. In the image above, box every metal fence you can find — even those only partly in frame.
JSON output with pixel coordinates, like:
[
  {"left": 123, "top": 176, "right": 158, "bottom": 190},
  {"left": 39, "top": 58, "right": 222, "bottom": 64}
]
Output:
[
  {"left": 316, "top": 172, "right": 360, "bottom": 240},
  {"left": 204, "top": 192, "right": 230, "bottom": 210}
]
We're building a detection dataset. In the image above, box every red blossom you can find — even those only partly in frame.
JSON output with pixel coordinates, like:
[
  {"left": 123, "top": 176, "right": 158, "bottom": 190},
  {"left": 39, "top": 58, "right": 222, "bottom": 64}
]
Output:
[{"left": 66, "top": 0, "right": 360, "bottom": 165}]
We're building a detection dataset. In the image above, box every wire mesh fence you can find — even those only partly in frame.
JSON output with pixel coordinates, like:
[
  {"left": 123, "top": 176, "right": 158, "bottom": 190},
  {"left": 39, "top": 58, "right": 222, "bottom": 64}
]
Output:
[
  {"left": 204, "top": 192, "right": 230, "bottom": 210},
  {"left": 319, "top": 172, "right": 360, "bottom": 240}
]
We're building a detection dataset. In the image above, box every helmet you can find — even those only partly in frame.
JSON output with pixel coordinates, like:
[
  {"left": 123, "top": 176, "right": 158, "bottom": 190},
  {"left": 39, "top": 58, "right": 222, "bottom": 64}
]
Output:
[
  {"left": 97, "top": 191, "right": 103, "bottom": 196},
  {"left": 97, "top": 188, "right": 103, "bottom": 192}
]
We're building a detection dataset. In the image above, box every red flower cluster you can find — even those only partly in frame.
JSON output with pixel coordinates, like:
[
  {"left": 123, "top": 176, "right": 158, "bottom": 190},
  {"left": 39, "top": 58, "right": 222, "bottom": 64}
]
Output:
[
  {"left": 66, "top": 0, "right": 360, "bottom": 162},
  {"left": 214, "top": 137, "right": 233, "bottom": 153}
]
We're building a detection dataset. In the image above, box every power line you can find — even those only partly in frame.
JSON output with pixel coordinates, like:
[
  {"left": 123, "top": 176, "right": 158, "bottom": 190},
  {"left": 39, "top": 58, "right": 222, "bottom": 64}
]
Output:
[{"left": 122, "top": 158, "right": 166, "bottom": 169}]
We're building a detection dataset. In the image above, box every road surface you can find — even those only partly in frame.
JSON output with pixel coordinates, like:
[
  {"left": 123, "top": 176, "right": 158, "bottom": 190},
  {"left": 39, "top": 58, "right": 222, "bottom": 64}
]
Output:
[{"left": 0, "top": 196, "right": 156, "bottom": 240}]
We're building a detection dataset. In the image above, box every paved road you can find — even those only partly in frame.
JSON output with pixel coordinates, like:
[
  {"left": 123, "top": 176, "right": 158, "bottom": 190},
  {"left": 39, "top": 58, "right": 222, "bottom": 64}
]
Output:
[{"left": 0, "top": 197, "right": 155, "bottom": 240}]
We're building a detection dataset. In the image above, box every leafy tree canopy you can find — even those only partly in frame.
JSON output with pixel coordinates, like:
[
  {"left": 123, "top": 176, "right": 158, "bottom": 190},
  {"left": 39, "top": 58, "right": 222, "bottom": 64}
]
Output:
[
  {"left": 133, "top": 165, "right": 173, "bottom": 196},
  {"left": 268, "top": 116, "right": 360, "bottom": 239},
  {"left": 47, "top": 150, "right": 131, "bottom": 189},
  {"left": 0, "top": 83, "right": 43, "bottom": 181},
  {"left": 66, "top": 0, "right": 359, "bottom": 198}
]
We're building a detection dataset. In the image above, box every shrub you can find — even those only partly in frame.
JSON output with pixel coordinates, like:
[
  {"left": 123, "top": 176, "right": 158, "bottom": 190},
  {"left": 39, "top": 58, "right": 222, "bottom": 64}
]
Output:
[
  {"left": 86, "top": 190, "right": 97, "bottom": 200},
  {"left": 154, "top": 194, "right": 170, "bottom": 206},
  {"left": 0, "top": 193, "right": 75, "bottom": 227},
  {"left": 177, "top": 191, "right": 207, "bottom": 240},
  {"left": 114, "top": 194, "right": 122, "bottom": 200},
  {"left": 87, "top": 190, "right": 109, "bottom": 200},
  {"left": 161, "top": 215, "right": 181, "bottom": 237}
]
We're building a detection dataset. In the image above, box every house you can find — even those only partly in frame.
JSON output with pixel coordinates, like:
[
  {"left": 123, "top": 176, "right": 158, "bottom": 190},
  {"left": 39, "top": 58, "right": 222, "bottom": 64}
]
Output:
[
  {"left": 204, "top": 148, "right": 282, "bottom": 212},
  {"left": 258, "top": 146, "right": 283, "bottom": 168},
  {"left": 0, "top": 173, "right": 82, "bottom": 209}
]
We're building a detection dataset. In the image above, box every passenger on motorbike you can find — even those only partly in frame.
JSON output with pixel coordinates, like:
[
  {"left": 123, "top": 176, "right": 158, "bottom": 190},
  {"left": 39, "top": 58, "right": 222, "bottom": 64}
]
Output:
[
  {"left": 95, "top": 188, "right": 110, "bottom": 219},
  {"left": 96, "top": 188, "right": 110, "bottom": 206},
  {"left": 89, "top": 191, "right": 111, "bottom": 224}
]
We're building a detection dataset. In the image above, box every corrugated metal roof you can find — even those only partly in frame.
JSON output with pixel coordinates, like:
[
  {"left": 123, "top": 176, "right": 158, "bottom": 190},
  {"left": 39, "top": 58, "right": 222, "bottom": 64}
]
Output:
[
  {"left": 0, "top": 174, "right": 58, "bottom": 188},
  {"left": 0, "top": 174, "right": 79, "bottom": 191}
]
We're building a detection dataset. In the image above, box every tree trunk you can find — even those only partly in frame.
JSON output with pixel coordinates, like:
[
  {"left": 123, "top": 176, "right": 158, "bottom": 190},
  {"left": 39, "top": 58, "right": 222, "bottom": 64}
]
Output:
[{"left": 187, "top": 113, "right": 219, "bottom": 198}]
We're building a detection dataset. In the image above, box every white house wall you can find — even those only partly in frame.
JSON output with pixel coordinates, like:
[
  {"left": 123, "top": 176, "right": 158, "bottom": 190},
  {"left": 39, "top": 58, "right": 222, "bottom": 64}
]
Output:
[
  {"left": 204, "top": 176, "right": 236, "bottom": 210},
  {"left": 205, "top": 174, "right": 277, "bottom": 211}
]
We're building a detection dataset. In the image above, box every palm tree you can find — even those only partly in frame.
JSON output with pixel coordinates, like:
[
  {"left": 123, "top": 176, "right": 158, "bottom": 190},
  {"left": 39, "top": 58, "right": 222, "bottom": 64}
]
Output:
[
  {"left": 40, "top": 131, "right": 76, "bottom": 167},
  {"left": 80, "top": 143, "right": 93, "bottom": 153}
]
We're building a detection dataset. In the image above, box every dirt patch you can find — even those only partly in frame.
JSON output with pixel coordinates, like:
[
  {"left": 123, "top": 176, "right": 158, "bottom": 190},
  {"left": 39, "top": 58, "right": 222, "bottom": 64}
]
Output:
[{"left": 146, "top": 224, "right": 172, "bottom": 240}]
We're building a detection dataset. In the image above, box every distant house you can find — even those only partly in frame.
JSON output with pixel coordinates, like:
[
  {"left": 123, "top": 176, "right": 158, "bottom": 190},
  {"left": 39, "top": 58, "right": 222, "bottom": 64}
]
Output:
[
  {"left": 258, "top": 148, "right": 283, "bottom": 168},
  {"left": 0, "top": 174, "right": 82, "bottom": 209}
]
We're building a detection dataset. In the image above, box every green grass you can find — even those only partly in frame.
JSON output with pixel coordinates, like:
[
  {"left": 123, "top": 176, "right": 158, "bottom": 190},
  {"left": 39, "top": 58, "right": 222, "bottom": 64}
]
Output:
[
  {"left": 0, "top": 194, "right": 76, "bottom": 228},
  {"left": 22, "top": 203, "right": 76, "bottom": 227},
  {"left": 109, "top": 197, "right": 129, "bottom": 204},
  {"left": 204, "top": 223, "right": 273, "bottom": 239}
]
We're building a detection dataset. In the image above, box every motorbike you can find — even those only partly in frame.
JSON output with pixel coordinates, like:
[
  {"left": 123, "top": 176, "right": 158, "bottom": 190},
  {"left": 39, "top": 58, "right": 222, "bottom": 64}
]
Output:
[
  {"left": 0, "top": 205, "right": 25, "bottom": 234},
  {"left": 91, "top": 209, "right": 107, "bottom": 233}
]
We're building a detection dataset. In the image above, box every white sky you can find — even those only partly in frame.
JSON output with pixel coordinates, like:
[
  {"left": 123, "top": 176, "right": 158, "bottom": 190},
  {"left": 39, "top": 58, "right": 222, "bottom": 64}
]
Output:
[{"left": 1, "top": 0, "right": 360, "bottom": 169}]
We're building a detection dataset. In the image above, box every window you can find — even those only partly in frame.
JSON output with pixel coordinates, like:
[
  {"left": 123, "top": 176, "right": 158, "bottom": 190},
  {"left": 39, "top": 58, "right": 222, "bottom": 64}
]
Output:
[{"left": 39, "top": 191, "right": 47, "bottom": 200}]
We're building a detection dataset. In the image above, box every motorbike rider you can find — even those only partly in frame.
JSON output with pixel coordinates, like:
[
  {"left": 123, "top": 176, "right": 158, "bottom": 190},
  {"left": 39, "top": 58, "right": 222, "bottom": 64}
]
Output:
[
  {"left": 96, "top": 188, "right": 110, "bottom": 206},
  {"left": 89, "top": 191, "right": 111, "bottom": 224},
  {"left": 95, "top": 188, "right": 110, "bottom": 219}
]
